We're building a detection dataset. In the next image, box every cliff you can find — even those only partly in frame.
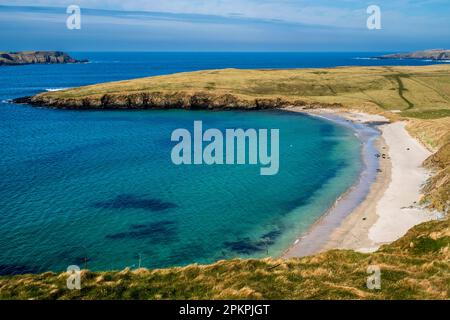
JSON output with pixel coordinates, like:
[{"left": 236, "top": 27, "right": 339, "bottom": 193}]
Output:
[
  {"left": 377, "top": 49, "right": 450, "bottom": 60},
  {"left": 0, "top": 51, "right": 87, "bottom": 66},
  {"left": 13, "top": 92, "right": 336, "bottom": 110}
]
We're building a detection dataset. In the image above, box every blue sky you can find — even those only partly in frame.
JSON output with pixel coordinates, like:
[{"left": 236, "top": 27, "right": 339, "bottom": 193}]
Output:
[{"left": 1, "top": 0, "right": 449, "bottom": 51}]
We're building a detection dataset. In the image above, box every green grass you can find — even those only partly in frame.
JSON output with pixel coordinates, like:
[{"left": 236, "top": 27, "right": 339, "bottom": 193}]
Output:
[
  {"left": 402, "top": 109, "right": 450, "bottom": 119},
  {"left": 411, "top": 237, "right": 450, "bottom": 254}
]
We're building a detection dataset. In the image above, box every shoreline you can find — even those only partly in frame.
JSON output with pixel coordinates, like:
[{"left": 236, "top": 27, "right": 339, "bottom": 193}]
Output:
[
  {"left": 282, "top": 107, "right": 438, "bottom": 258},
  {"left": 6, "top": 97, "right": 438, "bottom": 260}
]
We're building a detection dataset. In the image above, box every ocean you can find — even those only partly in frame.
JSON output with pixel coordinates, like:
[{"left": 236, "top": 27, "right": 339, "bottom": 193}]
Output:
[{"left": 0, "top": 52, "right": 445, "bottom": 274}]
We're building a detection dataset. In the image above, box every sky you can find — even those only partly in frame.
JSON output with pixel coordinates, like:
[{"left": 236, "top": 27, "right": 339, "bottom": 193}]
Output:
[{"left": 1, "top": 0, "right": 450, "bottom": 51}]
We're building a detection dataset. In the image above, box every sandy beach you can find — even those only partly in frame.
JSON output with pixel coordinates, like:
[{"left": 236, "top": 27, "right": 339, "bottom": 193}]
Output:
[{"left": 283, "top": 107, "right": 438, "bottom": 258}]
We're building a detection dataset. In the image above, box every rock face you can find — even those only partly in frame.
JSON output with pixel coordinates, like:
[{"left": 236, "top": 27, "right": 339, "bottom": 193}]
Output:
[
  {"left": 0, "top": 51, "right": 87, "bottom": 66},
  {"left": 376, "top": 49, "right": 450, "bottom": 60},
  {"left": 13, "top": 92, "right": 341, "bottom": 110}
]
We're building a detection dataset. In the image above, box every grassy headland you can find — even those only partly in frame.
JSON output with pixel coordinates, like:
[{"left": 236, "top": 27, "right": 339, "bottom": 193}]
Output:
[
  {"left": 23, "top": 65, "right": 450, "bottom": 115},
  {"left": 3, "top": 65, "right": 449, "bottom": 299}
]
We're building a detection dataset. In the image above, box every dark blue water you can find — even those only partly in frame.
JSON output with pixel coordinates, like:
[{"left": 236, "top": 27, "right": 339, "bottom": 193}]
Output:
[{"left": 0, "top": 52, "right": 444, "bottom": 274}]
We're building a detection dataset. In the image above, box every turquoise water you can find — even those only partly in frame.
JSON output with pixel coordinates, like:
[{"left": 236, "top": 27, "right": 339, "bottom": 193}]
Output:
[
  {"left": 0, "top": 107, "right": 361, "bottom": 273},
  {"left": 0, "top": 52, "right": 394, "bottom": 274}
]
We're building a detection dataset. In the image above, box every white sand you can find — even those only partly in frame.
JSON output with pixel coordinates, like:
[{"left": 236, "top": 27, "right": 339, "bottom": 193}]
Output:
[
  {"left": 282, "top": 108, "right": 439, "bottom": 257},
  {"left": 368, "top": 121, "right": 434, "bottom": 244}
]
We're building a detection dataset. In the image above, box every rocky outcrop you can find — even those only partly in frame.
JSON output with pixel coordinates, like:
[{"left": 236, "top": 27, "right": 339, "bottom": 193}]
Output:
[
  {"left": 0, "top": 51, "right": 87, "bottom": 66},
  {"left": 13, "top": 91, "right": 343, "bottom": 110},
  {"left": 376, "top": 49, "right": 450, "bottom": 60}
]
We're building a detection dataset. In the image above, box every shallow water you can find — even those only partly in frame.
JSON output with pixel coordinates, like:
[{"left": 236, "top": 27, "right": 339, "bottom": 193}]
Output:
[{"left": 0, "top": 105, "right": 362, "bottom": 272}]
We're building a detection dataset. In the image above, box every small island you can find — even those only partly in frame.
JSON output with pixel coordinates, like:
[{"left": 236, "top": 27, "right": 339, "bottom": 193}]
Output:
[
  {"left": 0, "top": 51, "right": 87, "bottom": 66},
  {"left": 376, "top": 49, "right": 450, "bottom": 60}
]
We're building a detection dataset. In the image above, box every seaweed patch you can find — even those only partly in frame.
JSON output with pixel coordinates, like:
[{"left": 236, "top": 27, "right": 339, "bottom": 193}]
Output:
[{"left": 92, "top": 194, "right": 177, "bottom": 212}]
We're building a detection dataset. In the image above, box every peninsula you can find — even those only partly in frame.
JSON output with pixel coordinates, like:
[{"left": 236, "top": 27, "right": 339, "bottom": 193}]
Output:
[
  {"left": 376, "top": 49, "right": 450, "bottom": 61},
  {"left": 12, "top": 65, "right": 450, "bottom": 114},
  {"left": 0, "top": 51, "right": 87, "bottom": 66}
]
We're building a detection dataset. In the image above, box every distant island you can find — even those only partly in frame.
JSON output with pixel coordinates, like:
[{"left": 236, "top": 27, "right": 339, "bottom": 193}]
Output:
[
  {"left": 376, "top": 49, "right": 450, "bottom": 60},
  {"left": 0, "top": 51, "right": 87, "bottom": 66}
]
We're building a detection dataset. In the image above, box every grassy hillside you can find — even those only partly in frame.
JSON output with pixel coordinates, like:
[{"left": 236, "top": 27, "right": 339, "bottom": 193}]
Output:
[
  {"left": 406, "top": 117, "right": 450, "bottom": 213},
  {"left": 0, "top": 217, "right": 448, "bottom": 300},
  {"left": 26, "top": 65, "right": 450, "bottom": 115}
]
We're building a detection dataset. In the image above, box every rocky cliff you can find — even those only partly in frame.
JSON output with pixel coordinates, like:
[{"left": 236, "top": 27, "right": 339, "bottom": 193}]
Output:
[
  {"left": 13, "top": 92, "right": 338, "bottom": 110},
  {"left": 377, "top": 49, "right": 450, "bottom": 60},
  {"left": 0, "top": 51, "right": 87, "bottom": 66}
]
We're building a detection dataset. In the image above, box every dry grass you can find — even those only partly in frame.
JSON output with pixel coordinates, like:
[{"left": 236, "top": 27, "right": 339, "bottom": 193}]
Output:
[
  {"left": 34, "top": 65, "right": 450, "bottom": 113},
  {"left": 406, "top": 117, "right": 450, "bottom": 151},
  {"left": 405, "top": 117, "right": 450, "bottom": 213}
]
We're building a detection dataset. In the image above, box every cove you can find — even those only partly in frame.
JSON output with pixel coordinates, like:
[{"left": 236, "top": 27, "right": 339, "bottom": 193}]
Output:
[{"left": 0, "top": 108, "right": 361, "bottom": 272}]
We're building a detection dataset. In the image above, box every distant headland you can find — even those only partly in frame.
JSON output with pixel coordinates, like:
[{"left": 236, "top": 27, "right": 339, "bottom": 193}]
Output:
[
  {"left": 0, "top": 51, "right": 87, "bottom": 66},
  {"left": 376, "top": 49, "right": 450, "bottom": 61}
]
